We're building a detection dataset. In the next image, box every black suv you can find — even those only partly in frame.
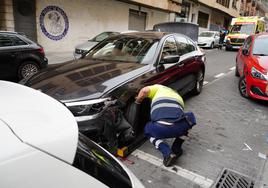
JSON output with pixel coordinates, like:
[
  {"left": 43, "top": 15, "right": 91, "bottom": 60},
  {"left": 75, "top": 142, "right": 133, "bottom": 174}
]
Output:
[{"left": 0, "top": 31, "right": 48, "bottom": 81}]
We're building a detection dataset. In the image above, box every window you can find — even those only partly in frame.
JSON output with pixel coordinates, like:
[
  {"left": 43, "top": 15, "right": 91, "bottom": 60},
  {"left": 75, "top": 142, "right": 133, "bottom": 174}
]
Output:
[
  {"left": 73, "top": 134, "right": 132, "bottom": 188},
  {"left": 160, "top": 36, "right": 178, "bottom": 61},
  {"left": 252, "top": 37, "right": 268, "bottom": 55},
  {"left": 0, "top": 34, "right": 27, "bottom": 47},
  {"left": 10, "top": 35, "right": 27, "bottom": 45},
  {"left": 243, "top": 37, "right": 252, "bottom": 50},
  {"left": 197, "top": 11, "right": 209, "bottom": 28},
  {"left": 175, "top": 36, "right": 195, "bottom": 55},
  {"left": 232, "top": 0, "right": 237, "bottom": 9},
  {"left": 0, "top": 35, "right": 14, "bottom": 47},
  {"left": 216, "top": 0, "right": 230, "bottom": 8}
]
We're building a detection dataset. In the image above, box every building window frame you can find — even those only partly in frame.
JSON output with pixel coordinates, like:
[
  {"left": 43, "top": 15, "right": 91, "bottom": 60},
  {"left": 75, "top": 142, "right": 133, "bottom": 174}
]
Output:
[{"left": 216, "top": 0, "right": 230, "bottom": 8}]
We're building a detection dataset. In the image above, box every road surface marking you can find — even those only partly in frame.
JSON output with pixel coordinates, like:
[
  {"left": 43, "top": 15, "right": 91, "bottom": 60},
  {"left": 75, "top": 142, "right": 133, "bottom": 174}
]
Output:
[
  {"left": 132, "top": 150, "right": 214, "bottom": 188},
  {"left": 229, "top": 66, "right": 236, "bottom": 71},
  {"left": 214, "top": 73, "right": 225, "bottom": 78},
  {"left": 203, "top": 81, "right": 209, "bottom": 85}
]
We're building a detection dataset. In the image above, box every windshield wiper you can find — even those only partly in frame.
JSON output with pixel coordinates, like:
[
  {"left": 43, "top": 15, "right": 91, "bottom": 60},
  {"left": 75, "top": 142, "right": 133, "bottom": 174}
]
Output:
[{"left": 253, "top": 53, "right": 268, "bottom": 56}]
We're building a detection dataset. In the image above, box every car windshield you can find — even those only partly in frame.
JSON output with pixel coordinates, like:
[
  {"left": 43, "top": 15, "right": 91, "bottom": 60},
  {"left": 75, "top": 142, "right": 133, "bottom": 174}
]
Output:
[
  {"left": 253, "top": 37, "right": 268, "bottom": 56},
  {"left": 199, "top": 32, "right": 214, "bottom": 37},
  {"left": 85, "top": 35, "right": 158, "bottom": 64},
  {"left": 230, "top": 24, "right": 255, "bottom": 35},
  {"left": 73, "top": 133, "right": 132, "bottom": 188},
  {"left": 90, "top": 32, "right": 119, "bottom": 42}
]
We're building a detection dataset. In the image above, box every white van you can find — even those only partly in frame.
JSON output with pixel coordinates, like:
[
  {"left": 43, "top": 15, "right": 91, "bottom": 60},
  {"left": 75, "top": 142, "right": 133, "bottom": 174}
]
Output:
[{"left": 0, "top": 81, "right": 144, "bottom": 188}]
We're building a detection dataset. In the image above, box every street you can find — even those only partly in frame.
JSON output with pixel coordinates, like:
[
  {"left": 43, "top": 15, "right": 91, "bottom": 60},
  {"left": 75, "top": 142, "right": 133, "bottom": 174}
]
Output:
[{"left": 123, "top": 48, "right": 268, "bottom": 188}]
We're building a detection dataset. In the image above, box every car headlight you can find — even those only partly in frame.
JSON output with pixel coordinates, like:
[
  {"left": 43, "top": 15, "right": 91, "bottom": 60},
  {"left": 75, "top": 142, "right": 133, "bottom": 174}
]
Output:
[
  {"left": 65, "top": 98, "right": 117, "bottom": 121},
  {"left": 251, "top": 67, "right": 267, "bottom": 80}
]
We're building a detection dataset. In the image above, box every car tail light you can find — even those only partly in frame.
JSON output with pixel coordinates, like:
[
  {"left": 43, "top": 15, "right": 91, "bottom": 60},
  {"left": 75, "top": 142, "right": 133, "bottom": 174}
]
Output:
[{"left": 38, "top": 47, "right": 45, "bottom": 55}]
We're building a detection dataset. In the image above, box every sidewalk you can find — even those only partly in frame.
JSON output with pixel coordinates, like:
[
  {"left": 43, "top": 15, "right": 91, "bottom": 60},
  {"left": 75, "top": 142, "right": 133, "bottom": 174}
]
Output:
[
  {"left": 45, "top": 51, "right": 74, "bottom": 64},
  {"left": 258, "top": 157, "right": 268, "bottom": 188}
]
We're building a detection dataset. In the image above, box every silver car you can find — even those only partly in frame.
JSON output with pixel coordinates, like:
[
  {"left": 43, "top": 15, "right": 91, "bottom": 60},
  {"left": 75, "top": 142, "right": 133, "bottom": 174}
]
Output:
[{"left": 74, "top": 31, "right": 119, "bottom": 59}]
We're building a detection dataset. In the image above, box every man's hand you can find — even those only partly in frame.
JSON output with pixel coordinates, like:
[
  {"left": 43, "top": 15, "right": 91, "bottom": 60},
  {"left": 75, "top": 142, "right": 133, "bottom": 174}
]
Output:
[{"left": 135, "top": 86, "right": 150, "bottom": 104}]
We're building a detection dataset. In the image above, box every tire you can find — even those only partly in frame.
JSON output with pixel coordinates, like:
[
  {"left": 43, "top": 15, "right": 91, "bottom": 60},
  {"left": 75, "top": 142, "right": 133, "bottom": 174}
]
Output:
[
  {"left": 192, "top": 70, "right": 204, "bottom": 95},
  {"left": 235, "top": 63, "right": 239, "bottom": 77},
  {"left": 210, "top": 42, "right": 214, "bottom": 49},
  {"left": 238, "top": 75, "right": 248, "bottom": 98},
  {"left": 18, "top": 61, "right": 40, "bottom": 80}
]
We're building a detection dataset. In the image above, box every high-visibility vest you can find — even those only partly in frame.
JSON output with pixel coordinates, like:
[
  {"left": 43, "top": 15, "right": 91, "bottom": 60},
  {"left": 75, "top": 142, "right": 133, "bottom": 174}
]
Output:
[{"left": 147, "top": 85, "right": 184, "bottom": 122}]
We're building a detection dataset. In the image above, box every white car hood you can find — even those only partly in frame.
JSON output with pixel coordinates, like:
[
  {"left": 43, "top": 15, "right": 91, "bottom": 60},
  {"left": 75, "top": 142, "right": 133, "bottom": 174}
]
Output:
[
  {"left": 0, "top": 81, "right": 78, "bottom": 164},
  {"left": 198, "top": 37, "right": 213, "bottom": 43}
]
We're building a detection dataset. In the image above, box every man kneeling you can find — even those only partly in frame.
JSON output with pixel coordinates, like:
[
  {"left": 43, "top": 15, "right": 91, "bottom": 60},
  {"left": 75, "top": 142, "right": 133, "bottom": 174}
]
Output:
[{"left": 135, "top": 84, "right": 196, "bottom": 167}]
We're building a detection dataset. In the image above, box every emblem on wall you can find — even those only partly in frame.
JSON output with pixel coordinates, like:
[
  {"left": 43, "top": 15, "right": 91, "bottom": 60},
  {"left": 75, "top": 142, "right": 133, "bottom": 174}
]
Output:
[{"left": 39, "top": 6, "right": 69, "bottom": 41}]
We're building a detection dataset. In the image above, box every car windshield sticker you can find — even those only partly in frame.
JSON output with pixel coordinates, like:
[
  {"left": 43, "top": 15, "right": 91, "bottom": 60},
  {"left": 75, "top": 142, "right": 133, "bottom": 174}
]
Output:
[{"left": 40, "top": 6, "right": 69, "bottom": 41}]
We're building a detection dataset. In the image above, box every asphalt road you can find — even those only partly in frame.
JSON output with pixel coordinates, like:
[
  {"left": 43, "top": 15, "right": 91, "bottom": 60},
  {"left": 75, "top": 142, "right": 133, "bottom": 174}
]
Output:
[{"left": 124, "top": 48, "right": 268, "bottom": 188}]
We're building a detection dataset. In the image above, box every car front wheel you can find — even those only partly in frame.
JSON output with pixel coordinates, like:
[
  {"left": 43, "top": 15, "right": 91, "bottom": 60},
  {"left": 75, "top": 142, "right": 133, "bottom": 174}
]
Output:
[
  {"left": 235, "top": 64, "right": 239, "bottom": 77},
  {"left": 210, "top": 42, "right": 214, "bottom": 49},
  {"left": 192, "top": 70, "right": 204, "bottom": 95},
  {"left": 18, "top": 61, "right": 40, "bottom": 80},
  {"left": 238, "top": 75, "right": 248, "bottom": 98}
]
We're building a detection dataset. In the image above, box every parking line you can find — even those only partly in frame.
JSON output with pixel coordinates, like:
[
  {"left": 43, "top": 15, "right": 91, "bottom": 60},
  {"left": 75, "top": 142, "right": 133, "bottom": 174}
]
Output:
[
  {"left": 132, "top": 150, "right": 214, "bottom": 188},
  {"left": 229, "top": 67, "right": 235, "bottom": 71},
  {"left": 214, "top": 73, "right": 225, "bottom": 78}
]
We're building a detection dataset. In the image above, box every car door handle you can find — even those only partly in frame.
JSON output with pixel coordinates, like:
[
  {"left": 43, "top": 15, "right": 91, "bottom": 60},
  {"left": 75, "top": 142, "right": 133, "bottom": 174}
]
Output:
[{"left": 178, "top": 63, "right": 184, "bottom": 67}]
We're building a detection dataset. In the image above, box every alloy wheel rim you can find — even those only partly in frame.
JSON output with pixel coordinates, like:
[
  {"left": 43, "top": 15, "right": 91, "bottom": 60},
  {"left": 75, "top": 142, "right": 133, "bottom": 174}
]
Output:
[
  {"left": 21, "top": 64, "right": 38, "bottom": 78},
  {"left": 240, "top": 78, "right": 247, "bottom": 96},
  {"left": 196, "top": 72, "right": 204, "bottom": 92}
]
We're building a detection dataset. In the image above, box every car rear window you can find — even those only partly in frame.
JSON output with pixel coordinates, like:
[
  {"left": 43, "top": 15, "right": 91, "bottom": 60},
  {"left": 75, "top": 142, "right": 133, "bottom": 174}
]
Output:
[{"left": 73, "top": 133, "right": 132, "bottom": 188}]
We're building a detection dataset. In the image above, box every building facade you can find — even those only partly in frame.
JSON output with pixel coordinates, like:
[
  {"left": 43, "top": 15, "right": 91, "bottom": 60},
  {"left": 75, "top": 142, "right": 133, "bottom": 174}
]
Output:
[
  {"left": 0, "top": 0, "right": 181, "bottom": 52},
  {"left": 178, "top": 0, "right": 241, "bottom": 32}
]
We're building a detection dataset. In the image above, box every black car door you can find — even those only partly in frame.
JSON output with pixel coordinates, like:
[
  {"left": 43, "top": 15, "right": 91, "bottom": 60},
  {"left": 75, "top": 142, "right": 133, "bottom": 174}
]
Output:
[
  {"left": 174, "top": 35, "right": 201, "bottom": 95},
  {"left": 143, "top": 35, "right": 186, "bottom": 92}
]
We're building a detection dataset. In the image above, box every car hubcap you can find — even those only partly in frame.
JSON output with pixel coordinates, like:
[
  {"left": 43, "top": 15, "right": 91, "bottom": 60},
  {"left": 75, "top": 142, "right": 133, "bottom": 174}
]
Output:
[
  {"left": 21, "top": 64, "right": 38, "bottom": 78},
  {"left": 240, "top": 78, "right": 247, "bottom": 96},
  {"left": 196, "top": 72, "right": 204, "bottom": 92}
]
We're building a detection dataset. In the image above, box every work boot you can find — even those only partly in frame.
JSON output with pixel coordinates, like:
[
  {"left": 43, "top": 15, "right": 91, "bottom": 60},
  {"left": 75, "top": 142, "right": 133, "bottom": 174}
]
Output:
[
  {"left": 163, "top": 153, "right": 177, "bottom": 167},
  {"left": 171, "top": 138, "right": 184, "bottom": 154}
]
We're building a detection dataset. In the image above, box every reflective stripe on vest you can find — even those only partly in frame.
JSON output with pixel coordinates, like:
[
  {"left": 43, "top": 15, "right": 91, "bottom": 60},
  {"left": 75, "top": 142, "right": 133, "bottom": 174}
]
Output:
[{"left": 150, "top": 97, "right": 184, "bottom": 122}]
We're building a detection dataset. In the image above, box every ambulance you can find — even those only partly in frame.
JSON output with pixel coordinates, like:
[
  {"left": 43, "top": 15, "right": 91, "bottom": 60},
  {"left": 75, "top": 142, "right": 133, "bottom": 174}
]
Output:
[{"left": 225, "top": 16, "right": 266, "bottom": 50}]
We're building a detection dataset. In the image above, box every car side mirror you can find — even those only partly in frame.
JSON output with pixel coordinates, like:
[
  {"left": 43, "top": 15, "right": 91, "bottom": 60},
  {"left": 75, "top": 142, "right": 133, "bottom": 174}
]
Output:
[
  {"left": 242, "top": 48, "right": 249, "bottom": 56},
  {"left": 160, "top": 55, "right": 180, "bottom": 64}
]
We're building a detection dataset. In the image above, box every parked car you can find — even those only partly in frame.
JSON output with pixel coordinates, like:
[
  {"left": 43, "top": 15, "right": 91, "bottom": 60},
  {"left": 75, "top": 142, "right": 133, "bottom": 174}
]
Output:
[
  {"left": 0, "top": 31, "right": 48, "bottom": 81},
  {"left": 22, "top": 32, "right": 206, "bottom": 153},
  {"left": 198, "top": 31, "right": 220, "bottom": 48},
  {"left": 236, "top": 33, "right": 268, "bottom": 101},
  {"left": 74, "top": 31, "right": 119, "bottom": 59},
  {"left": 0, "top": 81, "right": 144, "bottom": 188}
]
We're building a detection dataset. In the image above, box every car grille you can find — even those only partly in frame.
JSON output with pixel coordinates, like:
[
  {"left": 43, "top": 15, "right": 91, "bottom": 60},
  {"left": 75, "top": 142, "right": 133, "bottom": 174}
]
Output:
[{"left": 230, "top": 38, "right": 245, "bottom": 44}]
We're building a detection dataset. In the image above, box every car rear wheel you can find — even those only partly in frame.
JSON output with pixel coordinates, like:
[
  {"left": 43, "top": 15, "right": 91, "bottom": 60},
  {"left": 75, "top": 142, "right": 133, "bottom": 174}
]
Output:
[
  {"left": 192, "top": 70, "right": 204, "bottom": 95},
  {"left": 18, "top": 61, "right": 40, "bottom": 80},
  {"left": 238, "top": 75, "right": 248, "bottom": 98}
]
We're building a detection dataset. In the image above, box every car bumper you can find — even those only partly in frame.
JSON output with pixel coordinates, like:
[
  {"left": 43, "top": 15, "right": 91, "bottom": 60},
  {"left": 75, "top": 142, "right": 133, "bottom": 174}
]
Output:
[
  {"left": 247, "top": 76, "right": 268, "bottom": 101},
  {"left": 198, "top": 42, "right": 211, "bottom": 48},
  {"left": 225, "top": 42, "right": 242, "bottom": 50},
  {"left": 40, "top": 57, "right": 48, "bottom": 68}
]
